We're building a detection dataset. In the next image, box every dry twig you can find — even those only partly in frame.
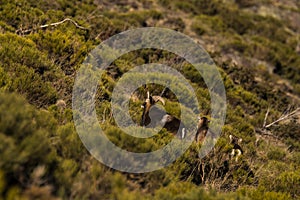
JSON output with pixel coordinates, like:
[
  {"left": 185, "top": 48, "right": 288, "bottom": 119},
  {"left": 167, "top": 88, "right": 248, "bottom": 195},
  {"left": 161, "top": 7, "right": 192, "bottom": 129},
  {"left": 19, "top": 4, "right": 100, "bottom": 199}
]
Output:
[
  {"left": 264, "top": 107, "right": 299, "bottom": 128},
  {"left": 16, "top": 18, "right": 88, "bottom": 35},
  {"left": 262, "top": 107, "right": 270, "bottom": 128},
  {"left": 256, "top": 106, "right": 300, "bottom": 140}
]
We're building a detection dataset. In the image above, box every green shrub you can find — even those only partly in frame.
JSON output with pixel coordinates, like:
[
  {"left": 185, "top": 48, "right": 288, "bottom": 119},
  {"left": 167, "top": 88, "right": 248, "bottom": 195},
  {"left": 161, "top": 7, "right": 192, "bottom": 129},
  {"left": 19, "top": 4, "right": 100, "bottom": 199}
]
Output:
[
  {"left": 274, "top": 170, "right": 300, "bottom": 198},
  {"left": 190, "top": 0, "right": 222, "bottom": 15},
  {"left": 0, "top": 20, "right": 15, "bottom": 33},
  {"left": 30, "top": 29, "right": 92, "bottom": 75},
  {"left": 221, "top": 34, "right": 249, "bottom": 53},
  {"left": 0, "top": 66, "right": 12, "bottom": 92},
  {"left": 163, "top": 17, "right": 185, "bottom": 32},
  {"left": 235, "top": 0, "right": 257, "bottom": 8},
  {"left": 0, "top": 33, "right": 52, "bottom": 72},
  {"left": 238, "top": 186, "right": 291, "bottom": 200},
  {"left": 175, "top": 2, "right": 197, "bottom": 14},
  {"left": 220, "top": 9, "right": 254, "bottom": 35},
  {"left": 0, "top": 0, "right": 45, "bottom": 28},
  {"left": 0, "top": 93, "right": 58, "bottom": 198},
  {"left": 192, "top": 15, "right": 226, "bottom": 36},
  {"left": 104, "top": 10, "right": 163, "bottom": 27},
  {"left": 267, "top": 148, "right": 286, "bottom": 161}
]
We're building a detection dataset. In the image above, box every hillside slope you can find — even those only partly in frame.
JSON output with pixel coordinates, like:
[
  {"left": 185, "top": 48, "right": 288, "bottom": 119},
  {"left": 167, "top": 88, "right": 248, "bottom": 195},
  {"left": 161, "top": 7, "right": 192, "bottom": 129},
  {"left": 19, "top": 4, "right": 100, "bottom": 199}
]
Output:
[{"left": 0, "top": 0, "right": 299, "bottom": 199}]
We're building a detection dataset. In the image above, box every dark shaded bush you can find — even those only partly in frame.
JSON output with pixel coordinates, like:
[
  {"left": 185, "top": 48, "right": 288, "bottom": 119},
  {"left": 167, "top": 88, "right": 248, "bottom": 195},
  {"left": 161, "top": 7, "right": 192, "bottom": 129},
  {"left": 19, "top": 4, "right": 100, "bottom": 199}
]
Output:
[
  {"left": 0, "top": 93, "right": 58, "bottom": 199},
  {"left": 235, "top": 0, "right": 257, "bottom": 8}
]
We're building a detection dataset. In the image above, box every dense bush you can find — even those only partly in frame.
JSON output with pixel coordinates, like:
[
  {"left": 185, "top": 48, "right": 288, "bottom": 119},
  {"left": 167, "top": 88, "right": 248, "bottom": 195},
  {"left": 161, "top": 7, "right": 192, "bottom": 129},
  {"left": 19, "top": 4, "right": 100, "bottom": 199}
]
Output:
[
  {"left": 0, "top": 0, "right": 299, "bottom": 199},
  {"left": 0, "top": 93, "right": 58, "bottom": 199}
]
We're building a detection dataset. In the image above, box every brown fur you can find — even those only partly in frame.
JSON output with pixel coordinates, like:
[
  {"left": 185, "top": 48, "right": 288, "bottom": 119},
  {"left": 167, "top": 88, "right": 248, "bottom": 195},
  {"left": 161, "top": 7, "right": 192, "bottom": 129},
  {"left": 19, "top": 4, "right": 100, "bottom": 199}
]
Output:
[
  {"left": 195, "top": 117, "right": 209, "bottom": 143},
  {"left": 140, "top": 92, "right": 185, "bottom": 138}
]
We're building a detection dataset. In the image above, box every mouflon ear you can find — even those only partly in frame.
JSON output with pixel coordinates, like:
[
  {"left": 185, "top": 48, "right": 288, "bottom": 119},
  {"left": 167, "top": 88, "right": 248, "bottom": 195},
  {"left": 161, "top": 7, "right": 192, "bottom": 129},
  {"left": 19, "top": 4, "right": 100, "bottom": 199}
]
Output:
[{"left": 229, "top": 134, "right": 234, "bottom": 143}]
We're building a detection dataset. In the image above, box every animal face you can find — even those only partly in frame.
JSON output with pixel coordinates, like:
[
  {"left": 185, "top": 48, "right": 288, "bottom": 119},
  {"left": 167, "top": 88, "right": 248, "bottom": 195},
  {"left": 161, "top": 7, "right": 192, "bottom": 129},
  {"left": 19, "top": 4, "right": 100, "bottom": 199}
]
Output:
[
  {"left": 197, "top": 116, "right": 209, "bottom": 129},
  {"left": 229, "top": 134, "right": 243, "bottom": 161},
  {"left": 195, "top": 116, "right": 210, "bottom": 143},
  {"left": 229, "top": 134, "right": 242, "bottom": 144}
]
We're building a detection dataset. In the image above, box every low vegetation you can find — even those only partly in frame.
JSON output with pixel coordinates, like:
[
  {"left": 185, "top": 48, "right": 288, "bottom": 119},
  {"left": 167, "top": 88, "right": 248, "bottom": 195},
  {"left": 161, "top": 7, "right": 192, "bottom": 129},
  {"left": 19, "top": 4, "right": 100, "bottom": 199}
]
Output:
[{"left": 0, "top": 0, "right": 299, "bottom": 199}]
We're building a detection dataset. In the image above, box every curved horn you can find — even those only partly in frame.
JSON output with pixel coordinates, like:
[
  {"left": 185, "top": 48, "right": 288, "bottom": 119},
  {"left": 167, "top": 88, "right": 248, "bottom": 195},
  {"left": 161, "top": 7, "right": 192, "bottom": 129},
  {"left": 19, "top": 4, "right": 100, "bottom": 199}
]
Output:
[{"left": 152, "top": 96, "right": 165, "bottom": 105}]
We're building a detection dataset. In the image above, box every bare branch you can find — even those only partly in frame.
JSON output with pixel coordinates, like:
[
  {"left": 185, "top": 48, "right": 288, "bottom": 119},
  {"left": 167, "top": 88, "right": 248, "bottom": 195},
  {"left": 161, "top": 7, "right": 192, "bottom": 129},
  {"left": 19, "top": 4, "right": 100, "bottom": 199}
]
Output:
[
  {"left": 160, "top": 86, "right": 168, "bottom": 97},
  {"left": 281, "top": 105, "right": 291, "bottom": 117},
  {"left": 16, "top": 18, "right": 88, "bottom": 35},
  {"left": 262, "top": 107, "right": 270, "bottom": 128},
  {"left": 265, "top": 107, "right": 300, "bottom": 128},
  {"left": 258, "top": 106, "right": 299, "bottom": 141}
]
